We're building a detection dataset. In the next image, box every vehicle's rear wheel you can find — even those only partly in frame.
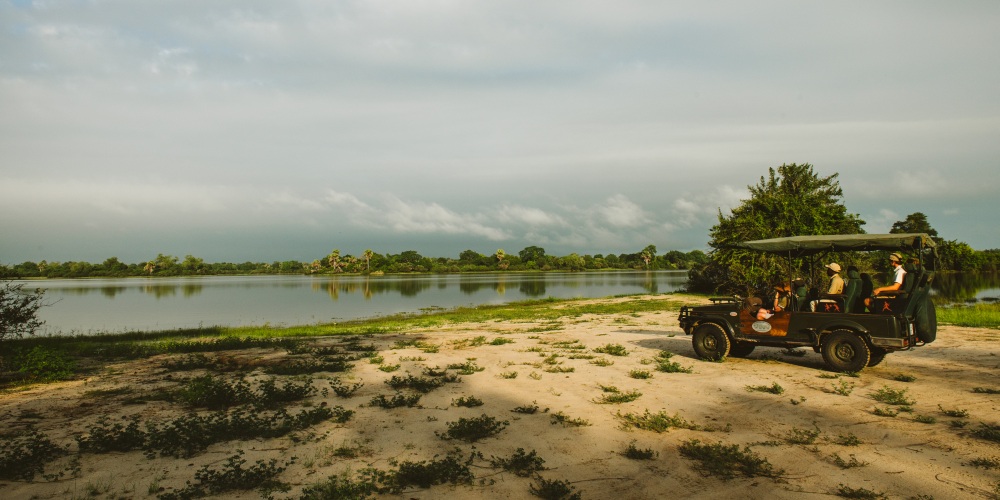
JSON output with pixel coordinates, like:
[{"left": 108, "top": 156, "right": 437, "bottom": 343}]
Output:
[
  {"left": 821, "top": 330, "right": 871, "bottom": 372},
  {"left": 692, "top": 323, "right": 731, "bottom": 361},
  {"left": 729, "top": 342, "right": 756, "bottom": 358},
  {"left": 868, "top": 347, "right": 887, "bottom": 367}
]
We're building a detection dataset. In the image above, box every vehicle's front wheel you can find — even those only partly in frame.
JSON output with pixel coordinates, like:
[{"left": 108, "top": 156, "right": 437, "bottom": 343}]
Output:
[
  {"left": 821, "top": 330, "right": 871, "bottom": 372},
  {"left": 692, "top": 323, "right": 731, "bottom": 361},
  {"left": 729, "top": 342, "right": 756, "bottom": 358}
]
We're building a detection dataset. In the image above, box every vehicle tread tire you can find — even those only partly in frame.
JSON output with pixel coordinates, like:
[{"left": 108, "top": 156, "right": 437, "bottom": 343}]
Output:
[
  {"left": 821, "top": 330, "right": 871, "bottom": 373},
  {"left": 867, "top": 347, "right": 887, "bottom": 367},
  {"left": 692, "top": 323, "right": 731, "bottom": 361},
  {"left": 729, "top": 342, "right": 756, "bottom": 358}
]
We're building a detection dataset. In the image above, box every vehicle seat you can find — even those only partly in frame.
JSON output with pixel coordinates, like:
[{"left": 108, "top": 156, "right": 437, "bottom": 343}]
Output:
[{"left": 842, "top": 269, "right": 861, "bottom": 313}]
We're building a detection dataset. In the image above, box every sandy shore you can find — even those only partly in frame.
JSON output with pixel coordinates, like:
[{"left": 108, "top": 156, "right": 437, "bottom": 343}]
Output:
[{"left": 1, "top": 295, "right": 998, "bottom": 499}]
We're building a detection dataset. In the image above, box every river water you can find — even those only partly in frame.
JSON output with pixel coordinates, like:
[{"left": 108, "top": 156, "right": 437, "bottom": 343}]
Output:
[
  {"left": 15, "top": 271, "right": 999, "bottom": 336},
  {"left": 21, "top": 271, "right": 688, "bottom": 335}
]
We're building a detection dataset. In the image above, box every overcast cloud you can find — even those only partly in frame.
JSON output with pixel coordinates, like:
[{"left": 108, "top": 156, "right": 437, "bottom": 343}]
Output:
[{"left": 2, "top": 1, "right": 998, "bottom": 263}]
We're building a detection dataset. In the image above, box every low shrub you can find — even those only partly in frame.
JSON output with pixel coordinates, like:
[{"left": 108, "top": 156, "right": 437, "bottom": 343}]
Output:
[
  {"left": 592, "top": 343, "right": 628, "bottom": 356},
  {"left": 679, "top": 439, "right": 783, "bottom": 480},
  {"left": 870, "top": 386, "right": 914, "bottom": 406},
  {"left": 0, "top": 427, "right": 65, "bottom": 481},
  {"left": 370, "top": 393, "right": 422, "bottom": 409},
  {"left": 489, "top": 448, "right": 546, "bottom": 477},
  {"left": 530, "top": 477, "right": 581, "bottom": 500},
  {"left": 438, "top": 415, "right": 509, "bottom": 442},
  {"left": 622, "top": 441, "right": 658, "bottom": 460},
  {"left": 616, "top": 410, "right": 696, "bottom": 433},
  {"left": 452, "top": 395, "right": 484, "bottom": 408},
  {"left": 15, "top": 346, "right": 76, "bottom": 382},
  {"left": 746, "top": 382, "right": 784, "bottom": 395},
  {"left": 158, "top": 450, "right": 292, "bottom": 500}
]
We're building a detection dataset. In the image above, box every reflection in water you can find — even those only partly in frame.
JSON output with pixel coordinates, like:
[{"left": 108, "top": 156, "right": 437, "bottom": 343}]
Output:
[{"left": 25, "top": 271, "right": 999, "bottom": 335}]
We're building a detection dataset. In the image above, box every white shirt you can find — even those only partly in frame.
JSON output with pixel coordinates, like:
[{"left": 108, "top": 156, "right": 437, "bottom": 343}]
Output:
[{"left": 892, "top": 265, "right": 906, "bottom": 286}]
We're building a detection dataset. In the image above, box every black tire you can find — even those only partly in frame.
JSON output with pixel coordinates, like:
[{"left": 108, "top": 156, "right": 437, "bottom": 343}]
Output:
[
  {"left": 692, "top": 323, "right": 731, "bottom": 361},
  {"left": 867, "top": 348, "right": 887, "bottom": 367},
  {"left": 729, "top": 342, "right": 756, "bottom": 358},
  {"left": 821, "top": 330, "right": 871, "bottom": 373}
]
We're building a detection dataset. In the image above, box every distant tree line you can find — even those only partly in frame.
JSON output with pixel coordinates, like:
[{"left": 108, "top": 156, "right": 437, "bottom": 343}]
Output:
[{"left": 0, "top": 245, "right": 709, "bottom": 279}]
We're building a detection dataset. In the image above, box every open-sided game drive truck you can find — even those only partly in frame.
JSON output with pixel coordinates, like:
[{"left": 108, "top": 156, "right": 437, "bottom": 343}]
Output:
[{"left": 678, "top": 233, "right": 937, "bottom": 372}]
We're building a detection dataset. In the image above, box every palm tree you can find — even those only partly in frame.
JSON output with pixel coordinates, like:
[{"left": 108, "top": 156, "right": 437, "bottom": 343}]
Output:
[
  {"left": 363, "top": 249, "right": 374, "bottom": 272},
  {"left": 496, "top": 249, "right": 509, "bottom": 270}
]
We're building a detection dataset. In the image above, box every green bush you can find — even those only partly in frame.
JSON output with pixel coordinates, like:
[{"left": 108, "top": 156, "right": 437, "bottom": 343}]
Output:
[
  {"left": 438, "top": 415, "right": 509, "bottom": 442},
  {"left": 490, "top": 448, "right": 546, "bottom": 476},
  {"left": 0, "top": 427, "right": 65, "bottom": 481},
  {"left": 158, "top": 450, "right": 292, "bottom": 500},
  {"left": 15, "top": 346, "right": 75, "bottom": 382},
  {"left": 679, "top": 439, "right": 783, "bottom": 480}
]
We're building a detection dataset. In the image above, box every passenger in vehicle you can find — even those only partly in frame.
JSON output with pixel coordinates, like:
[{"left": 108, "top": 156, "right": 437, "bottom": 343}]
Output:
[
  {"left": 756, "top": 307, "right": 774, "bottom": 320},
  {"left": 811, "top": 263, "right": 843, "bottom": 311},
  {"left": 872, "top": 252, "right": 906, "bottom": 296},
  {"left": 772, "top": 282, "right": 791, "bottom": 312}
]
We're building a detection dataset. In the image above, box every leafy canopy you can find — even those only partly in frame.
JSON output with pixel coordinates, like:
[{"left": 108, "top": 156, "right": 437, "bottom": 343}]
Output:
[{"left": 689, "top": 164, "right": 865, "bottom": 293}]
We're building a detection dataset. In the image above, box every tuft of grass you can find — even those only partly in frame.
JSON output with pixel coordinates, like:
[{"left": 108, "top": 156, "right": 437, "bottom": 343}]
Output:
[
  {"left": 529, "top": 477, "right": 582, "bottom": 500},
  {"left": 0, "top": 427, "right": 65, "bottom": 481},
  {"left": 550, "top": 412, "right": 591, "bottom": 427},
  {"left": 833, "top": 433, "right": 862, "bottom": 446},
  {"left": 679, "top": 439, "right": 783, "bottom": 481},
  {"left": 964, "top": 456, "right": 1000, "bottom": 469},
  {"left": 892, "top": 373, "right": 917, "bottom": 382},
  {"left": 654, "top": 350, "right": 693, "bottom": 373},
  {"left": 370, "top": 393, "right": 421, "bottom": 409},
  {"left": 872, "top": 407, "right": 898, "bottom": 417},
  {"left": 834, "top": 483, "right": 887, "bottom": 499},
  {"left": 512, "top": 403, "right": 540, "bottom": 414},
  {"left": 938, "top": 405, "right": 969, "bottom": 418},
  {"left": 972, "top": 387, "right": 1000, "bottom": 394},
  {"left": 589, "top": 357, "right": 614, "bottom": 367},
  {"left": 593, "top": 343, "right": 629, "bottom": 356},
  {"left": 437, "top": 414, "right": 509, "bottom": 442},
  {"left": 157, "top": 450, "right": 292, "bottom": 500},
  {"left": 330, "top": 379, "right": 363, "bottom": 398},
  {"left": 452, "top": 395, "right": 484, "bottom": 408},
  {"left": 784, "top": 427, "right": 820, "bottom": 445},
  {"left": 830, "top": 453, "right": 869, "bottom": 469},
  {"left": 970, "top": 423, "right": 1000, "bottom": 443},
  {"left": 913, "top": 414, "right": 937, "bottom": 424},
  {"left": 628, "top": 369, "right": 652, "bottom": 380},
  {"left": 489, "top": 337, "right": 515, "bottom": 346},
  {"left": 385, "top": 374, "right": 447, "bottom": 393},
  {"left": 622, "top": 441, "right": 658, "bottom": 460},
  {"left": 498, "top": 371, "right": 518, "bottom": 379},
  {"left": 594, "top": 389, "right": 642, "bottom": 404},
  {"left": 616, "top": 410, "right": 696, "bottom": 433},
  {"left": 746, "top": 382, "right": 785, "bottom": 395},
  {"left": 831, "top": 380, "right": 855, "bottom": 396},
  {"left": 870, "top": 386, "right": 915, "bottom": 406},
  {"left": 388, "top": 454, "right": 475, "bottom": 491},
  {"left": 447, "top": 360, "right": 485, "bottom": 375},
  {"left": 489, "top": 448, "right": 546, "bottom": 477},
  {"left": 77, "top": 415, "right": 146, "bottom": 453}
]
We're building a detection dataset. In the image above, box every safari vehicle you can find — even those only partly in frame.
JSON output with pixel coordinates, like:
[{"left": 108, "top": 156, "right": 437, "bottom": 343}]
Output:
[{"left": 677, "top": 234, "right": 937, "bottom": 372}]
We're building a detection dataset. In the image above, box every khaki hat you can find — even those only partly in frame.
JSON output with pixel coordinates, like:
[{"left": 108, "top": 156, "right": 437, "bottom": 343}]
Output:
[
  {"left": 889, "top": 252, "right": 903, "bottom": 263},
  {"left": 825, "top": 263, "right": 841, "bottom": 272}
]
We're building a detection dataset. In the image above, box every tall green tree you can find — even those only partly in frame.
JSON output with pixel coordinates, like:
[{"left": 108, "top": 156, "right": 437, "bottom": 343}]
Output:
[
  {"left": 889, "top": 212, "right": 938, "bottom": 238},
  {"left": 689, "top": 163, "right": 866, "bottom": 293}
]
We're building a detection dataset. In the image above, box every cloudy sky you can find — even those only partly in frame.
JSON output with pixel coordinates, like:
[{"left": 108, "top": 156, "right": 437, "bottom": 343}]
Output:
[{"left": 2, "top": 1, "right": 998, "bottom": 264}]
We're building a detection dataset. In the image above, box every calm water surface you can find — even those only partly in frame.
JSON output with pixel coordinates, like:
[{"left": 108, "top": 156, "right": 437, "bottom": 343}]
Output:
[{"left": 24, "top": 271, "right": 688, "bottom": 335}]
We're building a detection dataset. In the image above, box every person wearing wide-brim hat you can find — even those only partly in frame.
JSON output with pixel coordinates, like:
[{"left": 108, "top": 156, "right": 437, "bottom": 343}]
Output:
[
  {"left": 810, "top": 263, "right": 844, "bottom": 311},
  {"left": 824, "top": 262, "right": 844, "bottom": 295},
  {"left": 874, "top": 252, "right": 906, "bottom": 296}
]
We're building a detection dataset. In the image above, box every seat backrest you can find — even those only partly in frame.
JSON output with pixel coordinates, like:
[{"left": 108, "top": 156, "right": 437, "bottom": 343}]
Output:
[
  {"left": 900, "top": 264, "right": 920, "bottom": 294},
  {"left": 903, "top": 271, "right": 933, "bottom": 318},
  {"left": 842, "top": 277, "right": 860, "bottom": 313}
]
